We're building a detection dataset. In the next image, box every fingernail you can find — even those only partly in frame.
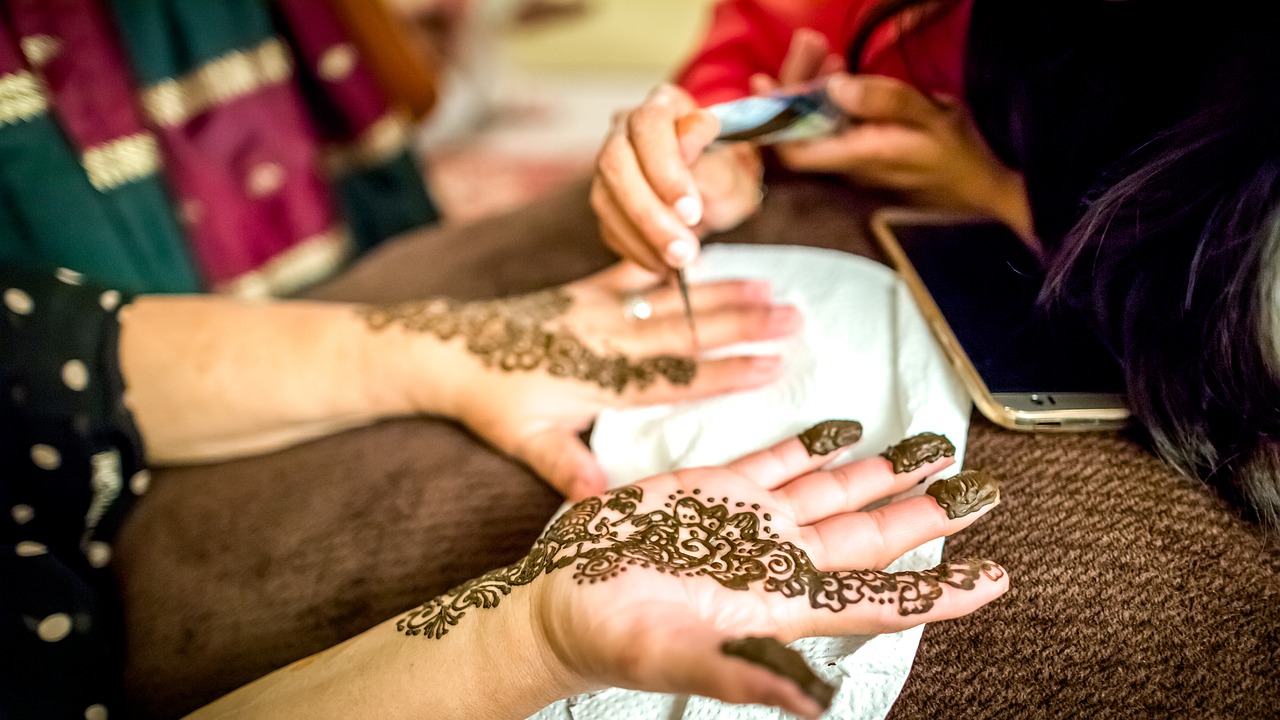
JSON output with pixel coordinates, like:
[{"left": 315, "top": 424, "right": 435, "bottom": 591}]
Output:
[
  {"left": 721, "top": 637, "right": 835, "bottom": 711},
  {"left": 666, "top": 238, "right": 698, "bottom": 267},
  {"left": 798, "top": 420, "right": 863, "bottom": 457},
  {"left": 880, "top": 432, "right": 956, "bottom": 474},
  {"left": 926, "top": 470, "right": 1000, "bottom": 519},
  {"left": 674, "top": 195, "right": 703, "bottom": 226}
]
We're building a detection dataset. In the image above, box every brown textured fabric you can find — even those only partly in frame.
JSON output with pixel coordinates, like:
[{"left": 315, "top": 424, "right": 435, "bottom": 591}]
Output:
[
  {"left": 891, "top": 418, "right": 1280, "bottom": 719},
  {"left": 114, "top": 173, "right": 1280, "bottom": 718}
]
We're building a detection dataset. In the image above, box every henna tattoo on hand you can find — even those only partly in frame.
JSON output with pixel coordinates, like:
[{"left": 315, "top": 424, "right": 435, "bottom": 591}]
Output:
[
  {"left": 797, "top": 420, "right": 863, "bottom": 456},
  {"left": 360, "top": 289, "right": 696, "bottom": 393},
  {"left": 881, "top": 432, "right": 955, "bottom": 474},
  {"left": 721, "top": 636, "right": 835, "bottom": 709},
  {"left": 926, "top": 470, "right": 999, "bottom": 519},
  {"left": 397, "top": 486, "right": 1004, "bottom": 639}
]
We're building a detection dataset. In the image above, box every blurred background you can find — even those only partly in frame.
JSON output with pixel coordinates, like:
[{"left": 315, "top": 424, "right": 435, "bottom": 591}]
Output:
[{"left": 393, "top": 0, "right": 717, "bottom": 222}]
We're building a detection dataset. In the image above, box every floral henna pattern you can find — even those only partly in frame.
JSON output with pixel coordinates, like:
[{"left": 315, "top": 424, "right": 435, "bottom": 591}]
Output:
[
  {"left": 360, "top": 289, "right": 696, "bottom": 394},
  {"left": 397, "top": 486, "right": 1004, "bottom": 639}
]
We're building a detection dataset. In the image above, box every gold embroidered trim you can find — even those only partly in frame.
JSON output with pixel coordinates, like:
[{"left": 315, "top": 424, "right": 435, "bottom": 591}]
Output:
[
  {"left": 0, "top": 71, "right": 48, "bottom": 126},
  {"left": 20, "top": 34, "right": 63, "bottom": 68},
  {"left": 82, "top": 133, "right": 162, "bottom": 191},
  {"left": 217, "top": 226, "right": 350, "bottom": 299},
  {"left": 317, "top": 43, "right": 358, "bottom": 83},
  {"left": 322, "top": 112, "right": 412, "bottom": 176},
  {"left": 141, "top": 38, "right": 293, "bottom": 127}
]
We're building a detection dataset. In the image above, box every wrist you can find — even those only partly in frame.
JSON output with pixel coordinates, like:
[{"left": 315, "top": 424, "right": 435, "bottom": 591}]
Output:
[
  {"left": 972, "top": 166, "right": 1036, "bottom": 245},
  {"left": 512, "top": 582, "right": 599, "bottom": 711},
  {"left": 356, "top": 308, "right": 470, "bottom": 421},
  {"left": 441, "top": 581, "right": 595, "bottom": 718}
]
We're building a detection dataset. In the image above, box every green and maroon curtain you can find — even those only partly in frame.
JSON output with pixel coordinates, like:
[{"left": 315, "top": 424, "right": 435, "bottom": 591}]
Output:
[{"left": 0, "top": 0, "right": 438, "bottom": 297}]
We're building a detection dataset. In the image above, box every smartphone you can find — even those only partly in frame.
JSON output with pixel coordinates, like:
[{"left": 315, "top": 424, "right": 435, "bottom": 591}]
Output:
[
  {"left": 705, "top": 80, "right": 846, "bottom": 145},
  {"left": 870, "top": 208, "right": 1130, "bottom": 432}
]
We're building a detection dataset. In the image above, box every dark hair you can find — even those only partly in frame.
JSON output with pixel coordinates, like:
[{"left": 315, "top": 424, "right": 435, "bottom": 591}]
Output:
[
  {"left": 848, "top": 0, "right": 1280, "bottom": 529},
  {"left": 1045, "top": 57, "right": 1280, "bottom": 530}
]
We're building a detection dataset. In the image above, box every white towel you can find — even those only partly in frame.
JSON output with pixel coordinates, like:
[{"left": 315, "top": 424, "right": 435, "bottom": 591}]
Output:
[{"left": 529, "top": 244, "right": 971, "bottom": 720}]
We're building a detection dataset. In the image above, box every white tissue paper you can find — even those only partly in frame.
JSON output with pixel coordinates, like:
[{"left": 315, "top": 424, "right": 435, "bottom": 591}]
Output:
[{"left": 528, "top": 244, "right": 971, "bottom": 720}]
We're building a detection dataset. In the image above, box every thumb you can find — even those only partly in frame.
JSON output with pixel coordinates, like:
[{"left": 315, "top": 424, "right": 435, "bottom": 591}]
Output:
[
  {"left": 641, "top": 625, "right": 833, "bottom": 719},
  {"left": 518, "top": 428, "right": 608, "bottom": 500}
]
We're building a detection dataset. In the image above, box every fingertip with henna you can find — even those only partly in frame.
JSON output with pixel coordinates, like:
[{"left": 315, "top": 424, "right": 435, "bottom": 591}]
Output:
[
  {"left": 925, "top": 470, "right": 1000, "bottom": 520},
  {"left": 721, "top": 636, "right": 835, "bottom": 713},
  {"left": 797, "top": 419, "right": 863, "bottom": 456}
]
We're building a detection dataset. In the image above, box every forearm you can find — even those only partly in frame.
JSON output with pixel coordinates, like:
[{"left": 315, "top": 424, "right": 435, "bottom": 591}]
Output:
[
  {"left": 119, "top": 296, "right": 462, "bottom": 464},
  {"left": 184, "top": 587, "right": 584, "bottom": 720}
]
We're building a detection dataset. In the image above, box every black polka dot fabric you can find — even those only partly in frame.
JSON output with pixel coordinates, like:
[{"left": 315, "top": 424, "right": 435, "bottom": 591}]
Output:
[{"left": 1, "top": 265, "right": 145, "bottom": 719}]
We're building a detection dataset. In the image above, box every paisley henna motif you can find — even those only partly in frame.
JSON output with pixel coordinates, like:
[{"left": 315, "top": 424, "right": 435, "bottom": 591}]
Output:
[
  {"left": 361, "top": 289, "right": 696, "bottom": 393},
  {"left": 397, "top": 485, "right": 1003, "bottom": 639}
]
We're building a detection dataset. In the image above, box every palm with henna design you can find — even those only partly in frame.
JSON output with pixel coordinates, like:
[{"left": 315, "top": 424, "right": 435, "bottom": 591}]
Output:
[
  {"left": 399, "top": 425, "right": 1007, "bottom": 718},
  {"left": 442, "top": 261, "right": 800, "bottom": 500},
  {"left": 369, "top": 260, "right": 801, "bottom": 500}
]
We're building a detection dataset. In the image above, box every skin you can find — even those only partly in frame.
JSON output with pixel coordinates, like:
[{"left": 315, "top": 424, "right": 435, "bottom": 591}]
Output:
[
  {"left": 184, "top": 428, "right": 1008, "bottom": 720},
  {"left": 360, "top": 289, "right": 698, "bottom": 393},
  {"left": 592, "top": 28, "right": 1038, "bottom": 272},
  {"left": 119, "top": 261, "right": 800, "bottom": 499}
]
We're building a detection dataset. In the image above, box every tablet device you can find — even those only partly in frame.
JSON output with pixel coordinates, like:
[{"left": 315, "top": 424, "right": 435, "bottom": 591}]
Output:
[{"left": 871, "top": 208, "right": 1130, "bottom": 431}]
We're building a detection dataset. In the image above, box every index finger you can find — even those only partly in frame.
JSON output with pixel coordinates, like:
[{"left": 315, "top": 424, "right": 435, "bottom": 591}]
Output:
[
  {"left": 726, "top": 420, "right": 864, "bottom": 489},
  {"left": 778, "top": 28, "right": 832, "bottom": 85},
  {"left": 629, "top": 84, "right": 715, "bottom": 228}
]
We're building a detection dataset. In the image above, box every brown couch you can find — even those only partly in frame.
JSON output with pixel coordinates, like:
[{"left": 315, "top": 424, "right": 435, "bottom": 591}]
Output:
[{"left": 114, "top": 173, "right": 1280, "bottom": 719}]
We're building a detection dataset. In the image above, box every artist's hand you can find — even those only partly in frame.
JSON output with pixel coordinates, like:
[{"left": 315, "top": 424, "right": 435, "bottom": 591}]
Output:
[
  {"left": 754, "top": 30, "right": 1035, "bottom": 240},
  {"left": 591, "top": 84, "right": 764, "bottom": 272},
  {"left": 402, "top": 425, "right": 1007, "bottom": 717},
  {"left": 417, "top": 262, "right": 800, "bottom": 499}
]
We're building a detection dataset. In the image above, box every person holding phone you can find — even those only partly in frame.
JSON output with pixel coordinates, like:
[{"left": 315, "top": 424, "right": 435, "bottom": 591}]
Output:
[{"left": 593, "top": 0, "right": 1280, "bottom": 530}]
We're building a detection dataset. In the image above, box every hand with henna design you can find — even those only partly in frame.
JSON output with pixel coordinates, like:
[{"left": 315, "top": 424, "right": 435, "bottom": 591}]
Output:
[
  {"left": 120, "top": 260, "right": 795, "bottom": 499},
  {"left": 485, "top": 425, "right": 1004, "bottom": 717},
  {"left": 186, "top": 424, "right": 1006, "bottom": 720},
  {"left": 363, "top": 261, "right": 800, "bottom": 499}
]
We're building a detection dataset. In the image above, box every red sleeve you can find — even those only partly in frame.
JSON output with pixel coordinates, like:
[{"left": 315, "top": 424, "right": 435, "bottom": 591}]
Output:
[
  {"left": 673, "top": 0, "right": 969, "bottom": 106},
  {"left": 673, "top": 0, "right": 858, "bottom": 106}
]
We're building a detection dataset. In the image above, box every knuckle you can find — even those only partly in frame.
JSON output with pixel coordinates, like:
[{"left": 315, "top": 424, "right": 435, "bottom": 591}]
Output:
[{"left": 597, "top": 144, "right": 628, "bottom": 179}]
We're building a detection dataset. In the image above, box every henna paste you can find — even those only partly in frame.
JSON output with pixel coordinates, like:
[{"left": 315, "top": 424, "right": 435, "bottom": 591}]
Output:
[
  {"left": 797, "top": 420, "right": 863, "bottom": 456},
  {"left": 721, "top": 636, "right": 835, "bottom": 709},
  {"left": 926, "top": 470, "right": 999, "bottom": 519},
  {"left": 360, "top": 289, "right": 696, "bottom": 394},
  {"left": 881, "top": 432, "right": 955, "bottom": 474},
  {"left": 397, "top": 486, "right": 1004, "bottom": 639}
]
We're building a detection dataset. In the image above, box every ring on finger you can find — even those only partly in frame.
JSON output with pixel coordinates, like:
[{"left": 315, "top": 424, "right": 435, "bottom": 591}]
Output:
[{"left": 621, "top": 292, "right": 654, "bottom": 322}]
